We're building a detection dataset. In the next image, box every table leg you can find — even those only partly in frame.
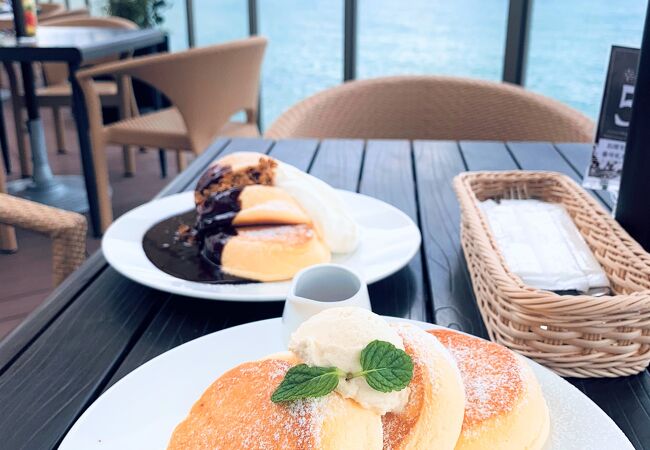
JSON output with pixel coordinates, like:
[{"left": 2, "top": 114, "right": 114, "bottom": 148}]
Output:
[
  {"left": 6, "top": 62, "right": 89, "bottom": 217},
  {"left": 3, "top": 62, "right": 31, "bottom": 177},
  {"left": 0, "top": 89, "right": 10, "bottom": 174},
  {"left": 68, "top": 61, "right": 103, "bottom": 237}
]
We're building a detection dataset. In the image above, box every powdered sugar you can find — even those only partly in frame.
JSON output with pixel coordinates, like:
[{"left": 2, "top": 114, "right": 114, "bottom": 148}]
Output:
[
  {"left": 169, "top": 358, "right": 329, "bottom": 449},
  {"left": 429, "top": 330, "right": 524, "bottom": 432}
]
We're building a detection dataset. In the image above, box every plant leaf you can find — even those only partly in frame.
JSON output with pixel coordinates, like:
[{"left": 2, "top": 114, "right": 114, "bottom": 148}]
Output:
[
  {"left": 359, "top": 340, "right": 414, "bottom": 392},
  {"left": 271, "top": 364, "right": 340, "bottom": 403}
]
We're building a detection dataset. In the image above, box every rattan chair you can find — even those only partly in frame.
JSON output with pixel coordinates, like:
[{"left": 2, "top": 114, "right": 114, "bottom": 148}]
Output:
[
  {"left": 76, "top": 36, "right": 267, "bottom": 232},
  {"left": 265, "top": 76, "right": 594, "bottom": 142},
  {"left": 8, "top": 16, "right": 139, "bottom": 178},
  {"left": 0, "top": 158, "right": 87, "bottom": 286}
]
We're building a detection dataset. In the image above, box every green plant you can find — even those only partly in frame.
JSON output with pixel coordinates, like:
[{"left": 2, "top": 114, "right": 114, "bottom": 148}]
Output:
[{"left": 105, "top": 0, "right": 169, "bottom": 29}]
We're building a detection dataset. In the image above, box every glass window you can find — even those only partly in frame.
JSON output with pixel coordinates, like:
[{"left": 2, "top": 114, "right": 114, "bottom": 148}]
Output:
[
  {"left": 358, "top": 0, "right": 509, "bottom": 80},
  {"left": 527, "top": 0, "right": 646, "bottom": 119},
  {"left": 159, "top": 0, "right": 189, "bottom": 50},
  {"left": 259, "top": 0, "right": 343, "bottom": 129},
  {"left": 195, "top": 0, "right": 248, "bottom": 46}
]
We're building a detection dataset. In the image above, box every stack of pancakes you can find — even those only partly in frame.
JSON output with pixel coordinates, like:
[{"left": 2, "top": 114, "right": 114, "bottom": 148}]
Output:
[
  {"left": 167, "top": 325, "right": 550, "bottom": 449},
  {"left": 189, "top": 152, "right": 357, "bottom": 282}
]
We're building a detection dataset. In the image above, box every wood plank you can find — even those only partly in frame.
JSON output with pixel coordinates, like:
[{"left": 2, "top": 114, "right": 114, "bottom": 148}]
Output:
[
  {"left": 359, "top": 140, "right": 429, "bottom": 321},
  {"left": 104, "top": 138, "right": 317, "bottom": 389},
  {"left": 554, "top": 143, "right": 615, "bottom": 209},
  {"left": 413, "top": 141, "right": 488, "bottom": 338},
  {"left": 459, "top": 141, "right": 518, "bottom": 171},
  {"left": 105, "top": 299, "right": 284, "bottom": 390},
  {"left": 507, "top": 141, "right": 582, "bottom": 180},
  {"left": 309, "top": 139, "right": 364, "bottom": 191},
  {"left": 0, "top": 271, "right": 167, "bottom": 449},
  {"left": 268, "top": 139, "right": 319, "bottom": 171},
  {"left": 217, "top": 137, "right": 275, "bottom": 156},
  {"left": 507, "top": 141, "right": 611, "bottom": 208},
  {"left": 553, "top": 142, "right": 593, "bottom": 174}
]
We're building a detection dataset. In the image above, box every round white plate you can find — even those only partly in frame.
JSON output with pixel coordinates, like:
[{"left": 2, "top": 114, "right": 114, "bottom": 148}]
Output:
[
  {"left": 60, "top": 318, "right": 633, "bottom": 450},
  {"left": 102, "top": 190, "right": 421, "bottom": 301}
]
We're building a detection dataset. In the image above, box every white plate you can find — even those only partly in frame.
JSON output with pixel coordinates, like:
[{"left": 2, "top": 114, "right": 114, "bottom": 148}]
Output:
[
  {"left": 102, "top": 190, "right": 421, "bottom": 301},
  {"left": 60, "top": 318, "right": 633, "bottom": 450}
]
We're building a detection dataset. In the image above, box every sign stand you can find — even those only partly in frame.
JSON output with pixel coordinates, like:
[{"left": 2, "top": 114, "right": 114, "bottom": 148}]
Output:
[{"left": 616, "top": 4, "right": 650, "bottom": 251}]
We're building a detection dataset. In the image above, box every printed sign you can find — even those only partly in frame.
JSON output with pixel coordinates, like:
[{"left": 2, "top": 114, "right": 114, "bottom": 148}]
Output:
[{"left": 583, "top": 46, "right": 639, "bottom": 192}]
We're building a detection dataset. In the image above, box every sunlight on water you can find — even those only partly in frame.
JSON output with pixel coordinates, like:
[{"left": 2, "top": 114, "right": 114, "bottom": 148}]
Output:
[{"left": 90, "top": 0, "right": 647, "bottom": 129}]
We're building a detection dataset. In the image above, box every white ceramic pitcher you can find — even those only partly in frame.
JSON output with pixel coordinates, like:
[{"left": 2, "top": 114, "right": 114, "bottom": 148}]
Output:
[{"left": 282, "top": 264, "right": 371, "bottom": 345}]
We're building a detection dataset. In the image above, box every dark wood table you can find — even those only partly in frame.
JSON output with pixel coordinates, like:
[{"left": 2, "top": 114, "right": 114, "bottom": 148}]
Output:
[
  {"left": 0, "top": 138, "right": 647, "bottom": 449},
  {"left": 0, "top": 26, "right": 168, "bottom": 236}
]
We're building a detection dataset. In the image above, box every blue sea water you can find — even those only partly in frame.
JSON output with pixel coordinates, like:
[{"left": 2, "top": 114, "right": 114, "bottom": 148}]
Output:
[{"left": 90, "top": 0, "right": 648, "bottom": 130}]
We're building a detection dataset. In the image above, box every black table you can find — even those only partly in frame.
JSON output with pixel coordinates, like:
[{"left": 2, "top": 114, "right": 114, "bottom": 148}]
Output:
[
  {"left": 0, "top": 26, "right": 168, "bottom": 236},
  {"left": 0, "top": 138, "right": 647, "bottom": 449}
]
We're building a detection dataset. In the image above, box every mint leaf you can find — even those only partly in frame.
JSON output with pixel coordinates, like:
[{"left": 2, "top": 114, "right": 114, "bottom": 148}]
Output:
[
  {"left": 271, "top": 364, "right": 341, "bottom": 403},
  {"left": 359, "top": 340, "right": 414, "bottom": 392}
]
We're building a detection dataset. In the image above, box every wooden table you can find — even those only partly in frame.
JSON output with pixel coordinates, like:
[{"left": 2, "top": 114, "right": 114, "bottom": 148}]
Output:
[
  {"left": 0, "top": 26, "right": 168, "bottom": 236},
  {"left": 0, "top": 138, "right": 647, "bottom": 449}
]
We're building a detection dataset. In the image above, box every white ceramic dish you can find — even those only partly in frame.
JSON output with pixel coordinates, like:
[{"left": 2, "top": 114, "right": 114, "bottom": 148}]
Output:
[
  {"left": 102, "top": 190, "right": 421, "bottom": 301},
  {"left": 60, "top": 318, "right": 633, "bottom": 450}
]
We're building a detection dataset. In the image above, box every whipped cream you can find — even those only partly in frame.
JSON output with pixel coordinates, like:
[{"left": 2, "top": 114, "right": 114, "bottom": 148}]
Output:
[
  {"left": 288, "top": 307, "right": 410, "bottom": 415},
  {"left": 275, "top": 162, "right": 359, "bottom": 254}
]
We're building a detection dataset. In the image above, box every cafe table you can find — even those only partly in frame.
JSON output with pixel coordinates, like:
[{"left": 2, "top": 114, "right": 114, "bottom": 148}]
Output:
[
  {"left": 0, "top": 25, "right": 168, "bottom": 237},
  {"left": 0, "top": 138, "right": 648, "bottom": 449}
]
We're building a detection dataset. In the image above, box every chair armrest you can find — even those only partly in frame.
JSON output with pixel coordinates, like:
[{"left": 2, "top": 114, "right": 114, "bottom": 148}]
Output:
[{"left": 0, "top": 194, "right": 87, "bottom": 285}]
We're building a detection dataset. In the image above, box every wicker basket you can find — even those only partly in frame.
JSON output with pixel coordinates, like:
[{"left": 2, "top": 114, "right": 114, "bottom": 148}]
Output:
[{"left": 454, "top": 171, "right": 650, "bottom": 378}]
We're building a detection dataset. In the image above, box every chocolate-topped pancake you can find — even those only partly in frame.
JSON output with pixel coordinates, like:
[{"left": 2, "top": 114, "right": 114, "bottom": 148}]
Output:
[
  {"left": 194, "top": 152, "right": 277, "bottom": 206},
  {"left": 215, "top": 224, "right": 330, "bottom": 282},
  {"left": 143, "top": 151, "right": 364, "bottom": 283}
]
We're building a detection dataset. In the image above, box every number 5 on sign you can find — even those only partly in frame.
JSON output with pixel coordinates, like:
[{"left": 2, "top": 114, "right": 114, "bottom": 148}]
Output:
[
  {"left": 584, "top": 46, "right": 639, "bottom": 193},
  {"left": 615, "top": 84, "right": 634, "bottom": 127}
]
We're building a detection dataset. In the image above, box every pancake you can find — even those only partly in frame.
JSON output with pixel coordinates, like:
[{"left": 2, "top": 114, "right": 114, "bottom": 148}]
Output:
[
  {"left": 428, "top": 329, "right": 550, "bottom": 450},
  {"left": 196, "top": 185, "right": 311, "bottom": 233},
  {"left": 234, "top": 185, "right": 311, "bottom": 226},
  {"left": 204, "top": 224, "right": 330, "bottom": 282},
  {"left": 382, "top": 324, "right": 466, "bottom": 450},
  {"left": 167, "top": 352, "right": 383, "bottom": 450}
]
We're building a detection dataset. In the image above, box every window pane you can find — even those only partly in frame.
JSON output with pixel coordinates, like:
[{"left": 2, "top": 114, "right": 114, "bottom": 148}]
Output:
[
  {"left": 527, "top": 0, "right": 646, "bottom": 119},
  {"left": 195, "top": 0, "right": 248, "bottom": 46},
  {"left": 359, "top": 0, "right": 509, "bottom": 80},
  {"left": 259, "top": 0, "right": 342, "bottom": 129},
  {"left": 160, "top": 0, "right": 189, "bottom": 50}
]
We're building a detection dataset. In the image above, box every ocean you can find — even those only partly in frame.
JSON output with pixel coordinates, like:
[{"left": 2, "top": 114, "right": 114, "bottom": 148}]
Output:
[{"left": 91, "top": 0, "right": 648, "bottom": 129}]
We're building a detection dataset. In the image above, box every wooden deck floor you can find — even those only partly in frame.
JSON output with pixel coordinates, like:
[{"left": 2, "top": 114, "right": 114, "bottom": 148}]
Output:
[{"left": 0, "top": 102, "right": 194, "bottom": 340}]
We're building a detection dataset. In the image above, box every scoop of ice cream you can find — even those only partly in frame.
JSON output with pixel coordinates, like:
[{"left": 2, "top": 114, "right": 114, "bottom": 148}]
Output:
[
  {"left": 275, "top": 161, "right": 359, "bottom": 254},
  {"left": 288, "top": 307, "right": 409, "bottom": 415}
]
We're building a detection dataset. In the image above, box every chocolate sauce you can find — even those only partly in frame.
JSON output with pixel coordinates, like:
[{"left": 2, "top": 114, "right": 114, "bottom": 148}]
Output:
[
  {"left": 142, "top": 210, "right": 252, "bottom": 284},
  {"left": 196, "top": 187, "right": 243, "bottom": 233},
  {"left": 195, "top": 163, "right": 231, "bottom": 196}
]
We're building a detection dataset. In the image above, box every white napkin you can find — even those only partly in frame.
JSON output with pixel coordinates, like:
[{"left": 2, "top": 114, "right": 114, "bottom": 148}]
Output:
[{"left": 480, "top": 199, "right": 609, "bottom": 293}]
